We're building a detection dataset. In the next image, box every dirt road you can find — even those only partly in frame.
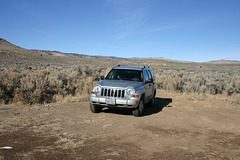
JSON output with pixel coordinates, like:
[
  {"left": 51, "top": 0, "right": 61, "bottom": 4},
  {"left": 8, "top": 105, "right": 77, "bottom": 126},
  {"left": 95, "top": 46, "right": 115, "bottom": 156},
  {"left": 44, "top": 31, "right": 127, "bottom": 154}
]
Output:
[{"left": 1, "top": 91, "right": 240, "bottom": 160}]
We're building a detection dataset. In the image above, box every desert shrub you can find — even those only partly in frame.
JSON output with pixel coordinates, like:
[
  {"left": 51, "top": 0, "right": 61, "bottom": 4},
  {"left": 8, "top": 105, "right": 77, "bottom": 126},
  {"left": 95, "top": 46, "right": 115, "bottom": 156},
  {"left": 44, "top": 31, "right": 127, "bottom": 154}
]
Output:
[
  {"left": 226, "top": 77, "right": 240, "bottom": 96},
  {"left": 0, "top": 70, "right": 22, "bottom": 104},
  {"left": 10, "top": 70, "right": 56, "bottom": 104},
  {"left": 1, "top": 58, "right": 239, "bottom": 105},
  {"left": 230, "top": 94, "right": 240, "bottom": 104},
  {"left": 0, "top": 64, "right": 105, "bottom": 105},
  {"left": 152, "top": 66, "right": 240, "bottom": 96}
]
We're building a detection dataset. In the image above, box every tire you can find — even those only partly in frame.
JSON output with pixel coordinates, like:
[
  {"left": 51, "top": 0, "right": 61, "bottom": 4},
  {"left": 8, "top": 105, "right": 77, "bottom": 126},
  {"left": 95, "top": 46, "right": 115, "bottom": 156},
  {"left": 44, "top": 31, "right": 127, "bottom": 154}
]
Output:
[
  {"left": 149, "top": 90, "right": 156, "bottom": 107},
  {"left": 150, "top": 97, "right": 155, "bottom": 107},
  {"left": 90, "top": 103, "right": 102, "bottom": 113},
  {"left": 132, "top": 97, "right": 144, "bottom": 117}
]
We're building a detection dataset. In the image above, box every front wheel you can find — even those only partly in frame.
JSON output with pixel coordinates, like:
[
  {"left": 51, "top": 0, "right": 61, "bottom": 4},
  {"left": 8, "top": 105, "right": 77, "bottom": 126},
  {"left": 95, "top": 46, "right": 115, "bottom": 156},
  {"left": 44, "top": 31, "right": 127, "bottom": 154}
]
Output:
[
  {"left": 90, "top": 103, "right": 102, "bottom": 113},
  {"left": 132, "top": 98, "right": 144, "bottom": 117}
]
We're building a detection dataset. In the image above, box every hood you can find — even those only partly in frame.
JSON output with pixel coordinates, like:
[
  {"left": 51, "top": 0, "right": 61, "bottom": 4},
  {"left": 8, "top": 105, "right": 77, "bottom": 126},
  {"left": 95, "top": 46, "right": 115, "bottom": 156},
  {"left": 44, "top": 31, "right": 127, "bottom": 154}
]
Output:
[{"left": 97, "top": 80, "right": 143, "bottom": 89}]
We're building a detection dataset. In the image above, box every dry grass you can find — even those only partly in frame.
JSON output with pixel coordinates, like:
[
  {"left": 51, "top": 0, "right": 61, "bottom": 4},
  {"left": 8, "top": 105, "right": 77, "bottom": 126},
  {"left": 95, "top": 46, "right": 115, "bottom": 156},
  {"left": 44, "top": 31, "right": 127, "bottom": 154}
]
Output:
[
  {"left": 1, "top": 39, "right": 240, "bottom": 105},
  {"left": 152, "top": 66, "right": 240, "bottom": 96},
  {"left": 229, "top": 94, "right": 240, "bottom": 105},
  {"left": 0, "top": 64, "right": 105, "bottom": 105},
  {"left": 1, "top": 60, "right": 240, "bottom": 105},
  {"left": 182, "top": 92, "right": 207, "bottom": 101}
]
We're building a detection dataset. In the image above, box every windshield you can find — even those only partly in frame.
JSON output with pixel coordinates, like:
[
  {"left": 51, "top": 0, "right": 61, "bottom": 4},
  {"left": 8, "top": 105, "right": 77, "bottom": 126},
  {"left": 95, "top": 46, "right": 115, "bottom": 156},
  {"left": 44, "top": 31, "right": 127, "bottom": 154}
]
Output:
[{"left": 106, "top": 69, "right": 143, "bottom": 82}]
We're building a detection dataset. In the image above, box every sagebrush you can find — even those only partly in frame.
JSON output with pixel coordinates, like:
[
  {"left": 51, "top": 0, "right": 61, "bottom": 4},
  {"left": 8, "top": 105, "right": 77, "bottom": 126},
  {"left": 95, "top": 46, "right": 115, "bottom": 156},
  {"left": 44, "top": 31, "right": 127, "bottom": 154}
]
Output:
[{"left": 0, "top": 57, "right": 239, "bottom": 105}]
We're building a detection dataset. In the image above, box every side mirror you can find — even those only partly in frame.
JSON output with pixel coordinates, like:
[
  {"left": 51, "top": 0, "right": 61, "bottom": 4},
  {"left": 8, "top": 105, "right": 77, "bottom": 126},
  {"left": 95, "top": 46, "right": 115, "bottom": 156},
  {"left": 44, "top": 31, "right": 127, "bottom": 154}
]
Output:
[
  {"left": 100, "top": 76, "right": 105, "bottom": 80},
  {"left": 145, "top": 79, "right": 153, "bottom": 84}
]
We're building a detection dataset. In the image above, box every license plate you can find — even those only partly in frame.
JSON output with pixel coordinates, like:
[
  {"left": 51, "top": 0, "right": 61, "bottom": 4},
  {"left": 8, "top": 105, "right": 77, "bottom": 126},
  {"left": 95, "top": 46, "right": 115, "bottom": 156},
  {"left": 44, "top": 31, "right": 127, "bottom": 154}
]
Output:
[{"left": 106, "top": 98, "right": 116, "bottom": 105}]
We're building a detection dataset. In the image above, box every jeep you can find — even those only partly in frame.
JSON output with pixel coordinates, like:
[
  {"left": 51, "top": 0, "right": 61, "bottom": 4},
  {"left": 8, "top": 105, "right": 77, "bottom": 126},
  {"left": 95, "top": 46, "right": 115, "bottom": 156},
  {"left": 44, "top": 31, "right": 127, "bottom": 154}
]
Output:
[{"left": 89, "top": 65, "right": 156, "bottom": 117}]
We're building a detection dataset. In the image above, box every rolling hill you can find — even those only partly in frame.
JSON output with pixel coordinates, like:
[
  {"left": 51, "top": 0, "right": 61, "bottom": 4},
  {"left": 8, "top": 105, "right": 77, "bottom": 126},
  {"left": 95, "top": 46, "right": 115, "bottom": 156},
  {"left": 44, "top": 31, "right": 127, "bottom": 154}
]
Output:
[{"left": 1, "top": 38, "right": 239, "bottom": 65}]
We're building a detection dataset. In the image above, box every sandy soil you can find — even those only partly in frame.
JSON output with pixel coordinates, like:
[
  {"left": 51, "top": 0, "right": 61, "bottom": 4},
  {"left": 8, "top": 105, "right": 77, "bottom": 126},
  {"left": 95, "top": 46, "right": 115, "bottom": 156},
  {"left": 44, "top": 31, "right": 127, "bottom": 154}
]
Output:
[{"left": 0, "top": 91, "right": 240, "bottom": 160}]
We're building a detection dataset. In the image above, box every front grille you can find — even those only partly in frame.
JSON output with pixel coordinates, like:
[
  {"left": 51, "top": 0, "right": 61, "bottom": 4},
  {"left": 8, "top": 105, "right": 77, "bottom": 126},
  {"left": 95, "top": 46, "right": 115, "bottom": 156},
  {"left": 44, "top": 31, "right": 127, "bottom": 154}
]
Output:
[{"left": 101, "top": 88, "right": 125, "bottom": 98}]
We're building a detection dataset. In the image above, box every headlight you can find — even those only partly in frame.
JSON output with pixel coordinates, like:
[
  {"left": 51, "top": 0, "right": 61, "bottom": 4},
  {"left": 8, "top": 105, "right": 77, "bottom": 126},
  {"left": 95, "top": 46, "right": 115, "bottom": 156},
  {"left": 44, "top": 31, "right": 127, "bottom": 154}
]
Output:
[
  {"left": 93, "top": 85, "right": 101, "bottom": 96},
  {"left": 125, "top": 87, "right": 135, "bottom": 98}
]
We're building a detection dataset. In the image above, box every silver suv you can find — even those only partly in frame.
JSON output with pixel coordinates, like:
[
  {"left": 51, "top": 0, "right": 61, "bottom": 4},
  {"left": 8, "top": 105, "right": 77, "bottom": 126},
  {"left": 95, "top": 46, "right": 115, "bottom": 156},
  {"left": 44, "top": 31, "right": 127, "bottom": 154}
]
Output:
[{"left": 89, "top": 65, "right": 156, "bottom": 117}]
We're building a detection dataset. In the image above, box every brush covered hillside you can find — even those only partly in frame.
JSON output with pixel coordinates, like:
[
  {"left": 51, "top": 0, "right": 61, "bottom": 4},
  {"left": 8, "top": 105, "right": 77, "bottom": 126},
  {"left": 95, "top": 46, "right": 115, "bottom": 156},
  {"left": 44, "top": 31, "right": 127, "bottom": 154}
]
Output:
[{"left": 0, "top": 38, "right": 240, "bottom": 105}]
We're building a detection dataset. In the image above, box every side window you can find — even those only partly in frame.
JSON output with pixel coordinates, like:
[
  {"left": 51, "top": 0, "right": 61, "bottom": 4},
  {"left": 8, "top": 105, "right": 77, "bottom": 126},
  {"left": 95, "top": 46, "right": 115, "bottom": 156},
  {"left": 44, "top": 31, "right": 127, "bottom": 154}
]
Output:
[
  {"left": 147, "top": 70, "right": 153, "bottom": 81},
  {"left": 149, "top": 69, "right": 154, "bottom": 79},
  {"left": 144, "top": 70, "right": 150, "bottom": 82}
]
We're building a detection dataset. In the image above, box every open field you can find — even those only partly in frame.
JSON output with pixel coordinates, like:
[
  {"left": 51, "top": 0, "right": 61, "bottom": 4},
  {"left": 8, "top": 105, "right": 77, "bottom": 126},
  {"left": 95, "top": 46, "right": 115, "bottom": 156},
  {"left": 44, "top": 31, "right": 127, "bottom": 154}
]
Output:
[
  {"left": 1, "top": 38, "right": 240, "bottom": 159},
  {"left": 1, "top": 38, "right": 240, "bottom": 105},
  {"left": 1, "top": 90, "right": 240, "bottom": 159}
]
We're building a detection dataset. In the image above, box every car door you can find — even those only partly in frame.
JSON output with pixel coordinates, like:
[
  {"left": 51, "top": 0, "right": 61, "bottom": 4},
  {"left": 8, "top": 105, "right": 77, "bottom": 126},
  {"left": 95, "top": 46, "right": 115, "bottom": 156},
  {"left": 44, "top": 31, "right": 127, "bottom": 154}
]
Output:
[
  {"left": 147, "top": 69, "right": 154, "bottom": 99},
  {"left": 144, "top": 70, "right": 152, "bottom": 102}
]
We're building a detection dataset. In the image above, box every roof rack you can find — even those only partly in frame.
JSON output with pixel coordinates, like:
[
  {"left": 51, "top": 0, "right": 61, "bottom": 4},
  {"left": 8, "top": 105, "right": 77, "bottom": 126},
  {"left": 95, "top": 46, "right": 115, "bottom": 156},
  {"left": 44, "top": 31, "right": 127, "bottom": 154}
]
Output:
[
  {"left": 117, "top": 64, "right": 128, "bottom": 67},
  {"left": 144, "top": 65, "right": 149, "bottom": 68}
]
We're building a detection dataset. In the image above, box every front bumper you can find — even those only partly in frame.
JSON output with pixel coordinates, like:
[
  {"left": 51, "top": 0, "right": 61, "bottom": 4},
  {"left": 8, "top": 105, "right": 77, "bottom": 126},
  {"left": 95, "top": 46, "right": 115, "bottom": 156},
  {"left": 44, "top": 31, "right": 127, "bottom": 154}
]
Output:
[{"left": 90, "top": 94, "right": 140, "bottom": 108}]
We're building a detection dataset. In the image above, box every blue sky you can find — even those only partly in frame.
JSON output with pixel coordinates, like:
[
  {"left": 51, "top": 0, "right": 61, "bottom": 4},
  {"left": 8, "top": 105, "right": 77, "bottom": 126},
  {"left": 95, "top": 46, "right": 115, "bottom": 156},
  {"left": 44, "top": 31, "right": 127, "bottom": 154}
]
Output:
[{"left": 1, "top": 0, "right": 239, "bottom": 62}]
